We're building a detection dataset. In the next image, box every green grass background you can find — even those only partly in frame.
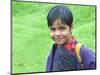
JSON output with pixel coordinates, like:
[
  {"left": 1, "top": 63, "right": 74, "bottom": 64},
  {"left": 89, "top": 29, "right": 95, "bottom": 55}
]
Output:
[{"left": 12, "top": 1, "right": 96, "bottom": 73}]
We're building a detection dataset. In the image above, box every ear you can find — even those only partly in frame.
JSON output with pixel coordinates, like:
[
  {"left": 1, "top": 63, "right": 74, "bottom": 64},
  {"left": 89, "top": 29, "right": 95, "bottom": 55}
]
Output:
[
  {"left": 71, "top": 26, "right": 73, "bottom": 31},
  {"left": 70, "top": 24, "right": 73, "bottom": 34}
]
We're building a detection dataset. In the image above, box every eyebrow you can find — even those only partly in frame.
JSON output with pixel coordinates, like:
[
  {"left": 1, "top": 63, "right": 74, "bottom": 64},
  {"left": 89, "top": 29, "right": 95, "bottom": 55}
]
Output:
[
  {"left": 50, "top": 25, "right": 66, "bottom": 28},
  {"left": 59, "top": 26, "right": 66, "bottom": 28}
]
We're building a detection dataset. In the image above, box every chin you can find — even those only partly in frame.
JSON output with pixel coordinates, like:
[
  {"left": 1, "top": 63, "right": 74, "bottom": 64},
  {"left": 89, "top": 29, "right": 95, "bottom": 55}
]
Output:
[{"left": 56, "top": 42, "right": 65, "bottom": 45}]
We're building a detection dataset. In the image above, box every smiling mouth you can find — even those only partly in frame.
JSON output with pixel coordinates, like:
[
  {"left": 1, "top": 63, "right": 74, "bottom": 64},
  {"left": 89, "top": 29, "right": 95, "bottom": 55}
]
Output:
[
  {"left": 56, "top": 38, "right": 63, "bottom": 40},
  {"left": 55, "top": 38, "right": 64, "bottom": 41}
]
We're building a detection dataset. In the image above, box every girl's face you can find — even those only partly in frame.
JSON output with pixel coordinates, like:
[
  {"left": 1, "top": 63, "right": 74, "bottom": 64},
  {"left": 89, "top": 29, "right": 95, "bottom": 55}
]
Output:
[{"left": 49, "top": 19, "right": 72, "bottom": 46}]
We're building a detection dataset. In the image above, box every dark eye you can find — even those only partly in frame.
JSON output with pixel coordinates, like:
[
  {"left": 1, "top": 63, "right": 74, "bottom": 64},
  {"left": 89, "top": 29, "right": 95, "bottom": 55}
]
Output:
[
  {"left": 61, "top": 27, "right": 66, "bottom": 29},
  {"left": 50, "top": 28, "right": 55, "bottom": 31},
  {"left": 59, "top": 27, "right": 66, "bottom": 30}
]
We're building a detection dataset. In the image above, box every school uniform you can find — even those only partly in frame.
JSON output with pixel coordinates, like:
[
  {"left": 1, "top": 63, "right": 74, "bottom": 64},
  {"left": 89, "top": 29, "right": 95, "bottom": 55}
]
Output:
[{"left": 46, "top": 38, "right": 96, "bottom": 72}]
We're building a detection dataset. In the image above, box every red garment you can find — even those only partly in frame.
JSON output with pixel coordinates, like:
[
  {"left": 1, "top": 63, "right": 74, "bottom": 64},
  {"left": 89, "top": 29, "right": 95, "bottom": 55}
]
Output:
[{"left": 64, "top": 36, "right": 77, "bottom": 52}]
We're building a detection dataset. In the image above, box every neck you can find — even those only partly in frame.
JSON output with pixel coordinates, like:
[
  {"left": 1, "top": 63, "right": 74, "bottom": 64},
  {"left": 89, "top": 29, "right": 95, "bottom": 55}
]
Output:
[{"left": 65, "top": 35, "right": 73, "bottom": 45}]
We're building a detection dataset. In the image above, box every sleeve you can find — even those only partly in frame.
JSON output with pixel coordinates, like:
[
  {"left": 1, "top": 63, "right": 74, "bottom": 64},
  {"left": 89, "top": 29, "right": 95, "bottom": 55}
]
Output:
[
  {"left": 46, "top": 55, "right": 51, "bottom": 72},
  {"left": 80, "top": 46, "right": 96, "bottom": 70}
]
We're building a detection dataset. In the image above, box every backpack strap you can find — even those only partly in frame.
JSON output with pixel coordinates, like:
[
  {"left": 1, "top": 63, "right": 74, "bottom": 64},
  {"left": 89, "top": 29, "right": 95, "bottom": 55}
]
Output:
[{"left": 75, "top": 43, "right": 84, "bottom": 69}]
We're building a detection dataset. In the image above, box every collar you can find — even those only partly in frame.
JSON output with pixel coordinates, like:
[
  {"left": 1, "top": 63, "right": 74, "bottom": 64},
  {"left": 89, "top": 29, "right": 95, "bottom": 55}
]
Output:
[{"left": 64, "top": 36, "right": 77, "bottom": 52}]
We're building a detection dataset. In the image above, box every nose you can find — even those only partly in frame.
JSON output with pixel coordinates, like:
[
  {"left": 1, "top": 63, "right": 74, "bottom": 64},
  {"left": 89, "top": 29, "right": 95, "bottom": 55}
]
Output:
[{"left": 55, "top": 30, "right": 62, "bottom": 36}]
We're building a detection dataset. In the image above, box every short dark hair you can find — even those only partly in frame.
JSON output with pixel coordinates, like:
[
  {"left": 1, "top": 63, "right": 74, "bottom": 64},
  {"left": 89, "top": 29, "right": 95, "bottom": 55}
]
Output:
[{"left": 47, "top": 5, "right": 73, "bottom": 27}]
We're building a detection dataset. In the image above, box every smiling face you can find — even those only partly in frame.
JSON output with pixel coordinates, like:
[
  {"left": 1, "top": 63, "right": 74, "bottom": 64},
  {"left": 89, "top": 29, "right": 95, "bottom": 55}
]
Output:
[{"left": 49, "top": 19, "right": 72, "bottom": 46}]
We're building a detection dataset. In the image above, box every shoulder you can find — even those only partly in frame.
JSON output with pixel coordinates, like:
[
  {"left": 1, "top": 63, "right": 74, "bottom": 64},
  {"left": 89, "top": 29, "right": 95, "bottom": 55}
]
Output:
[
  {"left": 47, "top": 44, "right": 57, "bottom": 58},
  {"left": 80, "top": 45, "right": 95, "bottom": 57}
]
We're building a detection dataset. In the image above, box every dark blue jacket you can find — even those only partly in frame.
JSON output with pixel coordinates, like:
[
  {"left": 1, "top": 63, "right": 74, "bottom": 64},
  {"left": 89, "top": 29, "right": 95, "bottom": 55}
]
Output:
[{"left": 46, "top": 44, "right": 96, "bottom": 72}]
